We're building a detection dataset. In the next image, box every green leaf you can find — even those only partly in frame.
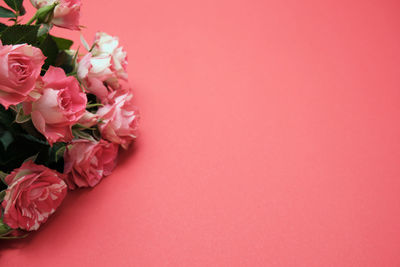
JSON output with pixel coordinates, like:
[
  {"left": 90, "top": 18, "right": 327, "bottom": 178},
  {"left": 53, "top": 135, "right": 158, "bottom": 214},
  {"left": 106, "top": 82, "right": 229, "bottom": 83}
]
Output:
[
  {"left": 3, "top": 0, "right": 23, "bottom": 12},
  {"left": 52, "top": 35, "right": 73, "bottom": 50},
  {"left": 0, "top": 22, "right": 7, "bottom": 32},
  {"left": 33, "top": 142, "right": 65, "bottom": 173},
  {"left": 0, "top": 233, "right": 29, "bottom": 239},
  {"left": 72, "top": 124, "right": 95, "bottom": 130},
  {"left": 15, "top": 104, "right": 30, "bottom": 123},
  {"left": 49, "top": 142, "right": 66, "bottom": 162},
  {"left": 36, "top": 2, "right": 57, "bottom": 23},
  {"left": 0, "top": 170, "right": 8, "bottom": 179},
  {"left": 23, "top": 153, "right": 38, "bottom": 163},
  {"left": 0, "top": 107, "right": 13, "bottom": 126},
  {"left": 0, "top": 131, "right": 13, "bottom": 150},
  {"left": 86, "top": 103, "right": 104, "bottom": 108},
  {"left": 0, "top": 6, "right": 14, "bottom": 17},
  {"left": 0, "top": 24, "right": 39, "bottom": 45},
  {"left": 18, "top": 3, "right": 25, "bottom": 15},
  {"left": 39, "top": 34, "right": 58, "bottom": 70},
  {"left": 0, "top": 110, "right": 49, "bottom": 173},
  {"left": 0, "top": 171, "right": 8, "bottom": 192},
  {"left": 0, "top": 221, "right": 11, "bottom": 236},
  {"left": 37, "top": 23, "right": 51, "bottom": 37},
  {"left": 72, "top": 129, "right": 96, "bottom": 142},
  {"left": 0, "top": 190, "right": 5, "bottom": 201},
  {"left": 18, "top": 133, "right": 48, "bottom": 146},
  {"left": 54, "top": 51, "right": 74, "bottom": 74}
]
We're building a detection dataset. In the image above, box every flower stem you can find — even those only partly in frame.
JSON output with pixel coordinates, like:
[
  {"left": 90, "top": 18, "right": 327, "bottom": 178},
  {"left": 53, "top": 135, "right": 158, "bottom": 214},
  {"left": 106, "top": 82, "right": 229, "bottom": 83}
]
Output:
[{"left": 26, "top": 15, "right": 37, "bottom": 25}]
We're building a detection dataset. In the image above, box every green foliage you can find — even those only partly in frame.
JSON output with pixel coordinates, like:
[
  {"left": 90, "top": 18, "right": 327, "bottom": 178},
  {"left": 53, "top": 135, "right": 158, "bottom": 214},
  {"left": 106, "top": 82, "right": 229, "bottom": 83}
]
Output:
[
  {"left": 52, "top": 35, "right": 73, "bottom": 50},
  {"left": 35, "top": 2, "right": 56, "bottom": 24},
  {"left": 4, "top": 0, "right": 23, "bottom": 12},
  {"left": 35, "top": 142, "right": 66, "bottom": 173},
  {"left": 3, "top": 0, "right": 25, "bottom": 15},
  {"left": 15, "top": 104, "right": 30, "bottom": 123},
  {"left": 0, "top": 220, "right": 11, "bottom": 236},
  {"left": 39, "top": 34, "right": 58, "bottom": 70},
  {"left": 55, "top": 51, "right": 74, "bottom": 74},
  {"left": 0, "top": 106, "right": 65, "bottom": 174},
  {"left": 0, "top": 130, "right": 13, "bottom": 150},
  {"left": 0, "top": 1, "right": 79, "bottom": 180},
  {"left": 0, "top": 24, "right": 39, "bottom": 45},
  {"left": 0, "top": 6, "right": 14, "bottom": 17},
  {"left": 0, "top": 22, "right": 7, "bottom": 32}
]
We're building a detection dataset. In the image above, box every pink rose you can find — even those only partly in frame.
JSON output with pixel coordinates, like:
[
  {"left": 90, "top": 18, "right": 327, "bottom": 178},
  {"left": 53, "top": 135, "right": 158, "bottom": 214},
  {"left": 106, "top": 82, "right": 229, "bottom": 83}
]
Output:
[
  {"left": 30, "top": 0, "right": 81, "bottom": 30},
  {"left": 25, "top": 66, "right": 87, "bottom": 145},
  {"left": 92, "top": 32, "right": 128, "bottom": 81},
  {"left": 96, "top": 91, "right": 140, "bottom": 149},
  {"left": 77, "top": 53, "right": 114, "bottom": 100},
  {"left": 1, "top": 161, "right": 67, "bottom": 231},
  {"left": 0, "top": 43, "right": 45, "bottom": 109},
  {"left": 63, "top": 139, "right": 119, "bottom": 189},
  {"left": 77, "top": 32, "right": 128, "bottom": 100}
]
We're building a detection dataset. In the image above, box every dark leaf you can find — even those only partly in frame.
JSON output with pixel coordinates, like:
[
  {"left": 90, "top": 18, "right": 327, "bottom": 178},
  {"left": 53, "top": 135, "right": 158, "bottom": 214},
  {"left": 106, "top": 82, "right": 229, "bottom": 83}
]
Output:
[
  {"left": 72, "top": 129, "right": 96, "bottom": 142},
  {"left": 18, "top": 133, "right": 48, "bottom": 146},
  {"left": 0, "top": 171, "right": 8, "bottom": 183},
  {"left": 52, "top": 35, "right": 73, "bottom": 50},
  {"left": 0, "top": 24, "right": 39, "bottom": 45},
  {"left": 18, "top": 3, "right": 25, "bottom": 15},
  {"left": 54, "top": 51, "right": 74, "bottom": 74},
  {"left": 0, "top": 106, "right": 14, "bottom": 126},
  {"left": 3, "top": 0, "right": 23, "bottom": 12},
  {"left": 0, "top": 190, "right": 5, "bottom": 201},
  {"left": 0, "top": 131, "right": 13, "bottom": 150},
  {"left": 39, "top": 34, "right": 58, "bottom": 69},
  {"left": 0, "top": 114, "right": 47, "bottom": 173},
  {"left": 0, "top": 22, "right": 7, "bottom": 32},
  {"left": 0, "top": 221, "right": 11, "bottom": 236},
  {"left": 0, "top": 6, "right": 14, "bottom": 18},
  {"left": 49, "top": 142, "right": 66, "bottom": 162},
  {"left": 15, "top": 104, "right": 30, "bottom": 123},
  {"left": 34, "top": 143, "right": 65, "bottom": 173}
]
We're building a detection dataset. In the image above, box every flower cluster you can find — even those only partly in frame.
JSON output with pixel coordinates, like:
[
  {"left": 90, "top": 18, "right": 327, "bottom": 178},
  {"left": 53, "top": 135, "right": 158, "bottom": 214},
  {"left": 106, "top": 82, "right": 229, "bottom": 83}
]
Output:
[{"left": 0, "top": 0, "right": 139, "bottom": 238}]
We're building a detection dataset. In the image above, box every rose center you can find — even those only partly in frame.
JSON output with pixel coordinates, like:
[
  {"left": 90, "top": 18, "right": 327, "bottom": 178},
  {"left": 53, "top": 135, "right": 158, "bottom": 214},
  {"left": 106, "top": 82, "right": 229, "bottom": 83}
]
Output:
[
  {"left": 59, "top": 90, "right": 72, "bottom": 110},
  {"left": 10, "top": 61, "right": 30, "bottom": 83}
]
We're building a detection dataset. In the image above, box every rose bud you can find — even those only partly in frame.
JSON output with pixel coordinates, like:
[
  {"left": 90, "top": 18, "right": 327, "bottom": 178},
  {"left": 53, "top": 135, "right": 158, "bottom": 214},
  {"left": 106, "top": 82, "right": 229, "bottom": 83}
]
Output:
[
  {"left": 1, "top": 161, "right": 67, "bottom": 231},
  {"left": 30, "top": 0, "right": 81, "bottom": 30}
]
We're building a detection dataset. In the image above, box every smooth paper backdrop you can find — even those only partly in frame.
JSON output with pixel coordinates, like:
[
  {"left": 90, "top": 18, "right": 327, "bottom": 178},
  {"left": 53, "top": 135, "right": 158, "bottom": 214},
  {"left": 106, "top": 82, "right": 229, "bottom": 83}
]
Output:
[{"left": 1, "top": 0, "right": 400, "bottom": 266}]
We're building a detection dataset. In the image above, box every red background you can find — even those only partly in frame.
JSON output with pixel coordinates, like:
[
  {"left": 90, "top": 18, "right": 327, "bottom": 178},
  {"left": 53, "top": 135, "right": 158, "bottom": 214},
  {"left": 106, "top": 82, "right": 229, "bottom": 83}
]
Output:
[{"left": 2, "top": 0, "right": 400, "bottom": 266}]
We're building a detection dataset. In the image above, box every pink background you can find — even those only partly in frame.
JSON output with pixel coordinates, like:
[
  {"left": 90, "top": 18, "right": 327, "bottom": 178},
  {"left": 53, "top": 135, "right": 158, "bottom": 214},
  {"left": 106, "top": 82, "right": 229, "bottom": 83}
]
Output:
[{"left": 2, "top": 0, "right": 400, "bottom": 266}]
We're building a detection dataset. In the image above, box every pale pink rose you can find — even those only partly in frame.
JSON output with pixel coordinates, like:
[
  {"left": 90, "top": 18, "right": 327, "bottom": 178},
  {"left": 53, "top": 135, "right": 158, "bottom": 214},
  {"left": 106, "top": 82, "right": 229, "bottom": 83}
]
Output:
[
  {"left": 25, "top": 66, "right": 87, "bottom": 145},
  {"left": 1, "top": 161, "right": 67, "bottom": 231},
  {"left": 30, "top": 0, "right": 81, "bottom": 30},
  {"left": 96, "top": 91, "right": 140, "bottom": 149},
  {"left": 63, "top": 139, "right": 119, "bottom": 189},
  {"left": 77, "top": 53, "right": 114, "bottom": 100},
  {"left": 77, "top": 32, "right": 128, "bottom": 100},
  {"left": 0, "top": 43, "right": 45, "bottom": 109},
  {"left": 92, "top": 32, "right": 128, "bottom": 81}
]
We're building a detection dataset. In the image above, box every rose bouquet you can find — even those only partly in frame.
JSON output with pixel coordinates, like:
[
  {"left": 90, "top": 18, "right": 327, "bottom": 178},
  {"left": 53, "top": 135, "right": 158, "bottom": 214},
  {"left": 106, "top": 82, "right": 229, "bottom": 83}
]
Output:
[{"left": 0, "top": 0, "right": 139, "bottom": 238}]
